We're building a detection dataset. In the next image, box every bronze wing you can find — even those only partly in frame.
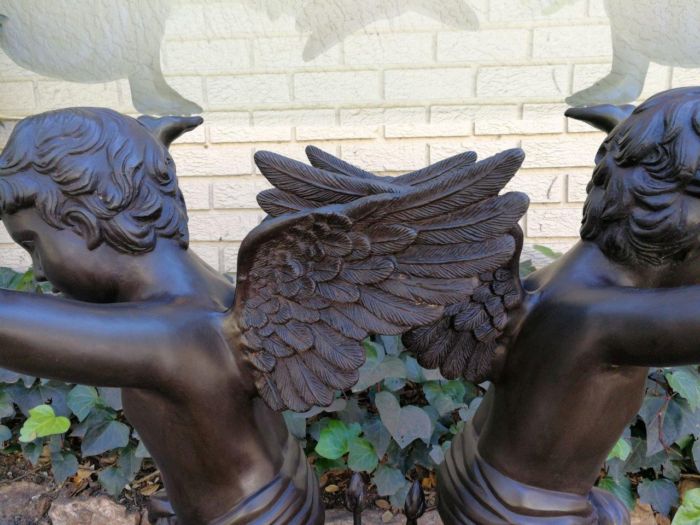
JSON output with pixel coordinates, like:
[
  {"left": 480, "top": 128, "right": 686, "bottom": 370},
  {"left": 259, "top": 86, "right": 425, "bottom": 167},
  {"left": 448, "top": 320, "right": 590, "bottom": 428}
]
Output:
[
  {"left": 234, "top": 149, "right": 528, "bottom": 412},
  {"left": 313, "top": 146, "right": 529, "bottom": 383}
]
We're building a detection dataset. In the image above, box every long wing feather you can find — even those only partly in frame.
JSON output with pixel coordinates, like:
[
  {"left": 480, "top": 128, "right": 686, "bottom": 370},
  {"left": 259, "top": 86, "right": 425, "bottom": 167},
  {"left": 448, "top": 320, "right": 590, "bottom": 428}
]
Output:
[{"left": 255, "top": 151, "right": 399, "bottom": 204}]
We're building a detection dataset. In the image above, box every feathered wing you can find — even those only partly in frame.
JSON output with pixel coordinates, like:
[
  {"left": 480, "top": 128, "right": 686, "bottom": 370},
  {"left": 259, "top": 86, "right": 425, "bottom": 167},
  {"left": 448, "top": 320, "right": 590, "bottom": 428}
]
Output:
[{"left": 236, "top": 149, "right": 529, "bottom": 412}]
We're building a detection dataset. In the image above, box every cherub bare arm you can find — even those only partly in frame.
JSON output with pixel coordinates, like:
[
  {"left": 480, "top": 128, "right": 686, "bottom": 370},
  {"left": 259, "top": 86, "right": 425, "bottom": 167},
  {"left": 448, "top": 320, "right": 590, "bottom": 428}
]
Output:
[
  {"left": 0, "top": 289, "right": 180, "bottom": 388},
  {"left": 590, "top": 286, "right": 700, "bottom": 367}
]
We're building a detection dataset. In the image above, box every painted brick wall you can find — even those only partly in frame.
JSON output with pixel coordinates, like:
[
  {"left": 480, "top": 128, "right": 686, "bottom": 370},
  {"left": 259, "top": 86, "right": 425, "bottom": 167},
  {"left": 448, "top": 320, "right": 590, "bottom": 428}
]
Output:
[{"left": 0, "top": 0, "right": 698, "bottom": 271}]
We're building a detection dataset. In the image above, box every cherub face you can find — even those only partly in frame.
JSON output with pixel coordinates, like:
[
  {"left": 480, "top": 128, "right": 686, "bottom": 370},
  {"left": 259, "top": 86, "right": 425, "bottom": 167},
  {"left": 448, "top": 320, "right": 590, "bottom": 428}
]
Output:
[{"left": 2, "top": 207, "right": 120, "bottom": 302}]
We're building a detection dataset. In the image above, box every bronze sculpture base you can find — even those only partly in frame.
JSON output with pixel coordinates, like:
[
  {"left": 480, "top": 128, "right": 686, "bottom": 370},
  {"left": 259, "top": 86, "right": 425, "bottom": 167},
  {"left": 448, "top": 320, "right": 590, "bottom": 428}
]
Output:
[
  {"left": 147, "top": 435, "right": 323, "bottom": 525},
  {"left": 438, "top": 422, "right": 629, "bottom": 525}
]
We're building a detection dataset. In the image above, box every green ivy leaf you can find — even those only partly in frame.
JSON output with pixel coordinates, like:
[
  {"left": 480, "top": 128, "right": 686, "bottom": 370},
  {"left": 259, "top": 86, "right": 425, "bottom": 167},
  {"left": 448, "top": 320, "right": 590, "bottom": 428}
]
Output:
[
  {"left": 372, "top": 465, "right": 406, "bottom": 496},
  {"left": 0, "top": 391, "right": 15, "bottom": 419},
  {"left": 424, "top": 381, "right": 467, "bottom": 416},
  {"left": 314, "top": 457, "right": 346, "bottom": 476},
  {"left": 606, "top": 438, "right": 632, "bottom": 461},
  {"left": 315, "top": 420, "right": 357, "bottom": 460},
  {"left": 283, "top": 411, "right": 307, "bottom": 440},
  {"left": 81, "top": 420, "right": 130, "bottom": 456},
  {"left": 98, "top": 447, "right": 142, "bottom": 497},
  {"left": 353, "top": 357, "right": 406, "bottom": 392},
  {"left": 597, "top": 476, "right": 636, "bottom": 511},
  {"left": 533, "top": 245, "right": 563, "bottom": 260},
  {"left": 347, "top": 437, "right": 378, "bottom": 472},
  {"left": 67, "top": 385, "right": 100, "bottom": 422},
  {"left": 19, "top": 405, "right": 70, "bottom": 442},
  {"left": 375, "top": 392, "right": 432, "bottom": 449},
  {"left": 51, "top": 451, "right": 79, "bottom": 484},
  {"left": 638, "top": 478, "right": 679, "bottom": 516},
  {"left": 362, "top": 417, "right": 391, "bottom": 459},
  {"left": 666, "top": 368, "right": 700, "bottom": 411},
  {"left": 673, "top": 488, "right": 700, "bottom": 524},
  {"left": 134, "top": 440, "right": 151, "bottom": 459},
  {"left": 0, "top": 424, "right": 11, "bottom": 442},
  {"left": 519, "top": 259, "right": 536, "bottom": 277}
]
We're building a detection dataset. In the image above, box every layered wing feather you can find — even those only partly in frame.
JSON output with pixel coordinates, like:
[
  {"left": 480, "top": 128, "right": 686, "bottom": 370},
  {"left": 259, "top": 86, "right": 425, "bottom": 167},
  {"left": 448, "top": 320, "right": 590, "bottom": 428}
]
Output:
[{"left": 236, "top": 148, "right": 529, "bottom": 412}]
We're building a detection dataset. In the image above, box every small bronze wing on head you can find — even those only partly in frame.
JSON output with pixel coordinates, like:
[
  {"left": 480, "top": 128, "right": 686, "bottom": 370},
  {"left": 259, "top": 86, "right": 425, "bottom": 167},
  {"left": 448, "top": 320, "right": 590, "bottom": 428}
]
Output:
[
  {"left": 231, "top": 147, "right": 529, "bottom": 411},
  {"left": 137, "top": 115, "right": 203, "bottom": 148},
  {"left": 565, "top": 104, "right": 635, "bottom": 134}
]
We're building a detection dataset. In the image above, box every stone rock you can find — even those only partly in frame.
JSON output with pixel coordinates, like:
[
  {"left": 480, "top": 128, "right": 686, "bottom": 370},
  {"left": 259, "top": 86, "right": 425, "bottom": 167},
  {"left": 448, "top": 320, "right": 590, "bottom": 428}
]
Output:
[
  {"left": 0, "top": 481, "right": 51, "bottom": 525},
  {"left": 48, "top": 497, "right": 138, "bottom": 525},
  {"left": 325, "top": 509, "right": 442, "bottom": 524},
  {"left": 631, "top": 502, "right": 656, "bottom": 525}
]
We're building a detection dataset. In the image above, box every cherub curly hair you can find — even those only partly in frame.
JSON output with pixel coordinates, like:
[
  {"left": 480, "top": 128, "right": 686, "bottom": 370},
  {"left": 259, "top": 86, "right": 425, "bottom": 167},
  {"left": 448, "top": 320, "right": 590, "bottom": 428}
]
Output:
[
  {"left": 0, "top": 108, "right": 200, "bottom": 254},
  {"left": 581, "top": 87, "right": 700, "bottom": 266}
]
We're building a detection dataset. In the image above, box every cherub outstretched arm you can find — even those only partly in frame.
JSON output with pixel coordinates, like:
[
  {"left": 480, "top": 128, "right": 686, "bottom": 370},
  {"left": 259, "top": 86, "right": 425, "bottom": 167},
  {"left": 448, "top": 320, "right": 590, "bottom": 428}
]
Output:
[
  {"left": 590, "top": 286, "right": 700, "bottom": 367},
  {"left": 0, "top": 290, "right": 179, "bottom": 388}
]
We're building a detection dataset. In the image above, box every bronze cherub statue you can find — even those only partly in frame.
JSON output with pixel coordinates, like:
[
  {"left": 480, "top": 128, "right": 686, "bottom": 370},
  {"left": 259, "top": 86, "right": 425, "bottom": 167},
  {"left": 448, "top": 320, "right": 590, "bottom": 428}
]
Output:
[
  {"left": 258, "top": 87, "right": 700, "bottom": 524},
  {"left": 0, "top": 107, "right": 527, "bottom": 524}
]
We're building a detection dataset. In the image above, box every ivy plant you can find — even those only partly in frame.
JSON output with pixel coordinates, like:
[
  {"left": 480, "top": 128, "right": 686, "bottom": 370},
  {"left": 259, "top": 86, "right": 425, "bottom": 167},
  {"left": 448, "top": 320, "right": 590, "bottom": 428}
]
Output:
[{"left": 0, "top": 247, "right": 699, "bottom": 520}]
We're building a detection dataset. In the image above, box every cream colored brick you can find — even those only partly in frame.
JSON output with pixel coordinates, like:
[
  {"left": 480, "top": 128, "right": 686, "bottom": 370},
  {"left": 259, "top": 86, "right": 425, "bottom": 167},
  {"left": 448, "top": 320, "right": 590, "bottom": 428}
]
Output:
[
  {"left": 640, "top": 63, "right": 671, "bottom": 99},
  {"left": 672, "top": 67, "right": 700, "bottom": 88},
  {"left": 526, "top": 207, "right": 583, "bottom": 238},
  {"left": 523, "top": 103, "right": 569, "bottom": 120},
  {"left": 437, "top": 30, "right": 529, "bottom": 62},
  {"left": 213, "top": 177, "right": 273, "bottom": 209},
  {"left": 505, "top": 171, "right": 563, "bottom": 203},
  {"left": 0, "top": 52, "right": 41, "bottom": 81},
  {"left": 179, "top": 180, "right": 211, "bottom": 210},
  {"left": 0, "top": 245, "right": 32, "bottom": 269},
  {"left": 385, "top": 123, "right": 470, "bottom": 139},
  {"left": 430, "top": 140, "right": 521, "bottom": 163},
  {"left": 477, "top": 66, "right": 569, "bottom": 98},
  {"left": 532, "top": 25, "right": 611, "bottom": 59},
  {"left": 567, "top": 170, "right": 594, "bottom": 203},
  {"left": 489, "top": 0, "right": 586, "bottom": 21},
  {"left": 341, "top": 143, "right": 427, "bottom": 172},
  {"left": 385, "top": 68, "right": 474, "bottom": 101},
  {"left": 0, "top": 85, "right": 32, "bottom": 115},
  {"left": 211, "top": 125, "right": 292, "bottom": 143},
  {"left": 0, "top": 225, "right": 13, "bottom": 244},
  {"left": 0, "top": 121, "right": 17, "bottom": 148},
  {"left": 222, "top": 244, "right": 242, "bottom": 273},
  {"left": 340, "top": 107, "right": 426, "bottom": 126},
  {"left": 188, "top": 210, "right": 265, "bottom": 242},
  {"left": 294, "top": 72, "right": 380, "bottom": 103},
  {"left": 296, "top": 126, "right": 379, "bottom": 141},
  {"left": 254, "top": 36, "right": 340, "bottom": 69},
  {"left": 189, "top": 243, "right": 220, "bottom": 270},
  {"left": 35, "top": 81, "right": 119, "bottom": 112},
  {"left": 202, "top": 2, "right": 296, "bottom": 37},
  {"left": 253, "top": 145, "right": 309, "bottom": 174},
  {"left": 431, "top": 105, "right": 518, "bottom": 125},
  {"left": 344, "top": 33, "right": 434, "bottom": 66},
  {"left": 254, "top": 109, "right": 336, "bottom": 127},
  {"left": 208, "top": 75, "right": 290, "bottom": 108},
  {"left": 521, "top": 136, "right": 601, "bottom": 168},
  {"left": 205, "top": 111, "right": 251, "bottom": 142},
  {"left": 588, "top": 0, "right": 607, "bottom": 17},
  {"left": 164, "top": 39, "right": 250, "bottom": 74},
  {"left": 171, "top": 145, "right": 252, "bottom": 176},
  {"left": 475, "top": 119, "right": 564, "bottom": 135}
]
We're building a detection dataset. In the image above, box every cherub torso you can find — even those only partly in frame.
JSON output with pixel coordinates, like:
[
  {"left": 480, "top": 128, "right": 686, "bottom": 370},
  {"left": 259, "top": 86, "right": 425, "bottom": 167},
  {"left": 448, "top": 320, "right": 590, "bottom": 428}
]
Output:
[
  {"left": 477, "top": 241, "right": 648, "bottom": 495},
  {"left": 120, "top": 306, "right": 289, "bottom": 525}
]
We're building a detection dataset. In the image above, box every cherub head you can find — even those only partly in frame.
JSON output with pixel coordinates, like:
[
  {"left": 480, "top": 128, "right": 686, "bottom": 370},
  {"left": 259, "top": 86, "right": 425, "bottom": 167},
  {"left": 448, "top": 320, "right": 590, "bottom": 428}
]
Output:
[
  {"left": 0, "top": 107, "right": 200, "bottom": 299},
  {"left": 581, "top": 87, "right": 700, "bottom": 271}
]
